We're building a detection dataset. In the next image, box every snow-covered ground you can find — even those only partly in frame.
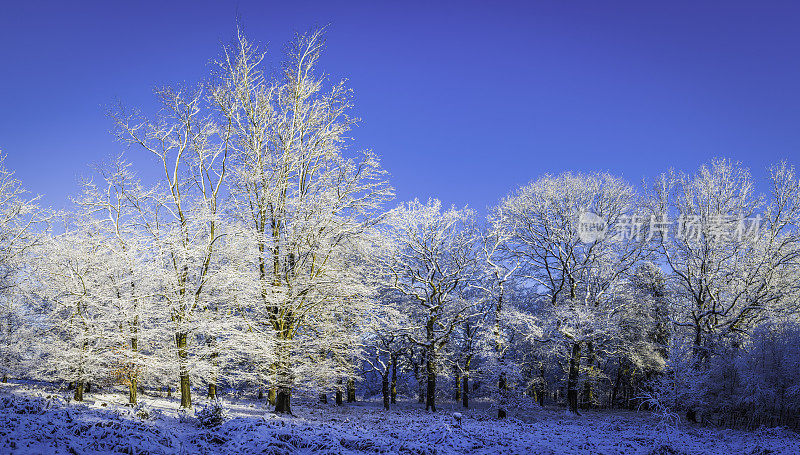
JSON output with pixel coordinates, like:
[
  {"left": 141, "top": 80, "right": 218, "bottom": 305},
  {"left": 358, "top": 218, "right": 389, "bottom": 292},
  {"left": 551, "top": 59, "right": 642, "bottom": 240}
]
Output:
[{"left": 1, "top": 381, "right": 797, "bottom": 455}]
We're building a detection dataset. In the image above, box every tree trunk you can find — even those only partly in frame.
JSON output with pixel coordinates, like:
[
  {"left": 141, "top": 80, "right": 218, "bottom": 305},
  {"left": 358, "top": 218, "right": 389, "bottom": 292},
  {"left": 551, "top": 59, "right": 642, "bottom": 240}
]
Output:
[
  {"left": 497, "top": 373, "right": 506, "bottom": 418},
  {"left": 347, "top": 377, "right": 356, "bottom": 402},
  {"left": 684, "top": 326, "right": 704, "bottom": 421},
  {"left": 206, "top": 335, "right": 219, "bottom": 402},
  {"left": 462, "top": 375, "right": 470, "bottom": 409},
  {"left": 382, "top": 372, "right": 390, "bottom": 410},
  {"left": 538, "top": 364, "right": 546, "bottom": 406},
  {"left": 425, "top": 344, "right": 437, "bottom": 412},
  {"left": 274, "top": 386, "right": 291, "bottom": 414},
  {"left": 258, "top": 389, "right": 264, "bottom": 400},
  {"left": 129, "top": 378, "right": 138, "bottom": 405},
  {"left": 129, "top": 315, "right": 139, "bottom": 405},
  {"left": 567, "top": 341, "right": 581, "bottom": 414},
  {"left": 494, "top": 277, "right": 507, "bottom": 419},
  {"left": 180, "top": 373, "right": 191, "bottom": 408},
  {"left": 2, "top": 374, "right": 7, "bottom": 383},
  {"left": 167, "top": 386, "right": 172, "bottom": 398},
  {"left": 627, "top": 366, "right": 635, "bottom": 409},
  {"left": 74, "top": 381, "right": 84, "bottom": 401},
  {"left": 414, "top": 362, "right": 425, "bottom": 403},
  {"left": 582, "top": 341, "right": 596, "bottom": 409},
  {"left": 319, "top": 393, "right": 327, "bottom": 404},
  {"left": 268, "top": 387, "right": 276, "bottom": 406},
  {"left": 176, "top": 332, "right": 191, "bottom": 408},
  {"left": 390, "top": 354, "right": 398, "bottom": 404},
  {"left": 611, "top": 362, "right": 622, "bottom": 408},
  {"left": 336, "top": 379, "right": 343, "bottom": 406},
  {"left": 85, "top": 382, "right": 91, "bottom": 393},
  {"left": 455, "top": 369, "right": 462, "bottom": 401}
]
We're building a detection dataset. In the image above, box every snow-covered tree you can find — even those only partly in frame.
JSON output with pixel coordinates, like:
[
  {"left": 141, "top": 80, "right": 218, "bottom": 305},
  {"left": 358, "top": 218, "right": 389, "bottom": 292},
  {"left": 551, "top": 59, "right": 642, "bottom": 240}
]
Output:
[
  {"left": 73, "top": 161, "right": 168, "bottom": 405},
  {"left": 478, "top": 216, "right": 520, "bottom": 418},
  {"left": 0, "top": 153, "right": 48, "bottom": 382},
  {"left": 381, "top": 199, "right": 481, "bottom": 412},
  {"left": 218, "top": 29, "right": 392, "bottom": 414},
  {"left": 111, "top": 82, "right": 231, "bottom": 408},
  {"left": 646, "top": 159, "right": 800, "bottom": 362},
  {"left": 496, "top": 172, "right": 644, "bottom": 413},
  {"left": 646, "top": 159, "right": 800, "bottom": 422},
  {"left": 363, "top": 304, "right": 409, "bottom": 410},
  {"left": 607, "top": 262, "right": 669, "bottom": 409},
  {"left": 0, "top": 285, "right": 39, "bottom": 384},
  {"left": 35, "top": 217, "right": 110, "bottom": 401}
]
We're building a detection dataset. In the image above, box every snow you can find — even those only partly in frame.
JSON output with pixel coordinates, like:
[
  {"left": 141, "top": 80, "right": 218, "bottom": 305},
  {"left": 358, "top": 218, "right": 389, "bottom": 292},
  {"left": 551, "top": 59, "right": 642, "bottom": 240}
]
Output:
[{"left": 1, "top": 381, "right": 798, "bottom": 455}]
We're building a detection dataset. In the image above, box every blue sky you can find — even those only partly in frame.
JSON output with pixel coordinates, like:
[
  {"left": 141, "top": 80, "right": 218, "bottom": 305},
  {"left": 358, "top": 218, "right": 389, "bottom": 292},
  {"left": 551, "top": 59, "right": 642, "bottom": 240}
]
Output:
[{"left": 0, "top": 1, "right": 798, "bottom": 211}]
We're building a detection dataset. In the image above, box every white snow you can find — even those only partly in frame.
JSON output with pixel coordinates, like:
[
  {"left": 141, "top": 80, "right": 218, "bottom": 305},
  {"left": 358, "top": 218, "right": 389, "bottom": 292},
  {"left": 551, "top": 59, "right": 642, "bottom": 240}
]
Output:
[{"left": 1, "top": 381, "right": 798, "bottom": 455}]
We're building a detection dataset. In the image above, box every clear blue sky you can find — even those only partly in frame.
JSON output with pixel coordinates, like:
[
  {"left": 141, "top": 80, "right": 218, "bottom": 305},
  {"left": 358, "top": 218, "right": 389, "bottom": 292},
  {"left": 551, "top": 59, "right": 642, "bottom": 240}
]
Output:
[{"left": 1, "top": 1, "right": 798, "bottom": 211}]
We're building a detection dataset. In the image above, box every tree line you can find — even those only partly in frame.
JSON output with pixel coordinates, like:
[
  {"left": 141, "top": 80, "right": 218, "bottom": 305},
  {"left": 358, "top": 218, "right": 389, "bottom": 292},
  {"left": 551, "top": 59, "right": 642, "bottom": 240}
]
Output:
[{"left": 0, "top": 28, "right": 799, "bottom": 425}]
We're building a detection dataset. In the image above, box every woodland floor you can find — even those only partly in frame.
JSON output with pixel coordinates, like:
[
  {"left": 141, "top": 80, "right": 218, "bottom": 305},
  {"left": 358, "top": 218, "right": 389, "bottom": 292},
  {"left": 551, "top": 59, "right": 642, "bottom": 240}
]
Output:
[{"left": 0, "top": 380, "right": 797, "bottom": 454}]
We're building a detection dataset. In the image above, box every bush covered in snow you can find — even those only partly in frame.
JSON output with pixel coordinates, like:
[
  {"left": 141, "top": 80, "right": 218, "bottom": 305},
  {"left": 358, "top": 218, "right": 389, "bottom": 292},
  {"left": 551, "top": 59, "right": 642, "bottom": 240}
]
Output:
[
  {"left": 652, "top": 322, "right": 800, "bottom": 429},
  {"left": 0, "top": 393, "right": 179, "bottom": 454},
  {"left": 196, "top": 398, "right": 227, "bottom": 428},
  {"left": 131, "top": 400, "right": 160, "bottom": 420}
]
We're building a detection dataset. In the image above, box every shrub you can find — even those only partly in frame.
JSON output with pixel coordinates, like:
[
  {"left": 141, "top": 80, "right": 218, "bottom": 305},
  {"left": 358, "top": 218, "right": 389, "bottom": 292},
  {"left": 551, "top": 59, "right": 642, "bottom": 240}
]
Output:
[
  {"left": 132, "top": 401, "right": 159, "bottom": 420},
  {"left": 195, "top": 398, "right": 226, "bottom": 428},
  {"left": 651, "top": 322, "right": 800, "bottom": 429}
]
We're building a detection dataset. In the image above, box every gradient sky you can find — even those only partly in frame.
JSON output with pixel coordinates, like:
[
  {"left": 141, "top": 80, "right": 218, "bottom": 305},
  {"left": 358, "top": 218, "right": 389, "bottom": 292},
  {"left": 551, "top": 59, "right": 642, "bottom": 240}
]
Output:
[{"left": 1, "top": 1, "right": 798, "bottom": 212}]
